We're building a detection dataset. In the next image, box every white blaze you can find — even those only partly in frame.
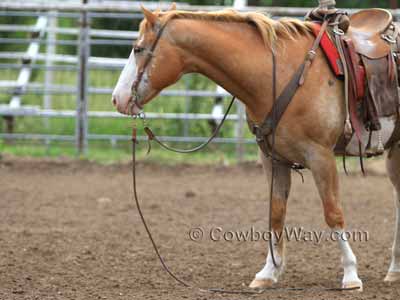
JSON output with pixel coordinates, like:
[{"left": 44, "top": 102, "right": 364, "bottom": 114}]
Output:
[{"left": 112, "top": 50, "right": 137, "bottom": 106}]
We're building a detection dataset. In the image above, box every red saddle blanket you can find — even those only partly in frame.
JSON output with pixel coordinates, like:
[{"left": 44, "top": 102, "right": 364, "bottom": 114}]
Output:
[
  {"left": 311, "top": 23, "right": 366, "bottom": 100},
  {"left": 311, "top": 23, "right": 342, "bottom": 77}
]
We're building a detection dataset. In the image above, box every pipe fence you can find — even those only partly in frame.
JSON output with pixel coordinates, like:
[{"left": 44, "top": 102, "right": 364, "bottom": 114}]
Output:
[{"left": 1, "top": 1, "right": 394, "bottom": 160}]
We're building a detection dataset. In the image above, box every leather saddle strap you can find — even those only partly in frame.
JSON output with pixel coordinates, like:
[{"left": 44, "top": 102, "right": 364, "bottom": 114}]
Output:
[
  {"left": 341, "top": 37, "right": 363, "bottom": 141},
  {"left": 299, "top": 19, "right": 329, "bottom": 85},
  {"left": 333, "top": 14, "right": 352, "bottom": 139},
  {"left": 255, "top": 19, "right": 329, "bottom": 139}
]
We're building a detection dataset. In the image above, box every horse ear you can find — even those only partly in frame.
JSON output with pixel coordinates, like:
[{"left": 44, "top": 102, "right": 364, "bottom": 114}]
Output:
[
  {"left": 141, "top": 5, "right": 158, "bottom": 26},
  {"left": 169, "top": 2, "right": 177, "bottom": 11}
]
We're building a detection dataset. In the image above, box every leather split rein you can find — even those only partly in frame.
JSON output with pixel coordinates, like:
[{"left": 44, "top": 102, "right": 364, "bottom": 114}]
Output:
[{"left": 128, "top": 18, "right": 360, "bottom": 294}]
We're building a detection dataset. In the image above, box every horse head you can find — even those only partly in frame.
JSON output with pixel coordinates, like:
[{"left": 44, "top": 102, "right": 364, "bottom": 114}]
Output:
[{"left": 112, "top": 3, "right": 182, "bottom": 115}]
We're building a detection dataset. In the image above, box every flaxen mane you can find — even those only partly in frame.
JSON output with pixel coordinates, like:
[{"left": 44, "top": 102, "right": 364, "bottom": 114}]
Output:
[{"left": 141, "top": 9, "right": 314, "bottom": 49}]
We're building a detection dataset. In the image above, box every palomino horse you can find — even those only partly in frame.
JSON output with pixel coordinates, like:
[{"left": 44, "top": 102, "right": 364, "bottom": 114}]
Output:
[{"left": 112, "top": 5, "right": 400, "bottom": 291}]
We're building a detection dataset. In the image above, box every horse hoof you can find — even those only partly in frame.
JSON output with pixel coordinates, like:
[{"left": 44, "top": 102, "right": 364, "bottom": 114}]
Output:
[
  {"left": 249, "top": 278, "right": 275, "bottom": 289},
  {"left": 384, "top": 272, "right": 400, "bottom": 282},
  {"left": 343, "top": 281, "right": 363, "bottom": 292}
]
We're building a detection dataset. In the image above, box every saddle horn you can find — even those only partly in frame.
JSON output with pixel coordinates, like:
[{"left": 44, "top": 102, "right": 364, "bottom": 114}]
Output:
[
  {"left": 318, "top": 0, "right": 336, "bottom": 9},
  {"left": 308, "top": 0, "right": 338, "bottom": 21}
]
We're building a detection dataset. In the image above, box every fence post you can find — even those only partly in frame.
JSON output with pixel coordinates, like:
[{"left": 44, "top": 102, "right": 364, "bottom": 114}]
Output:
[
  {"left": 44, "top": 10, "right": 57, "bottom": 129},
  {"left": 76, "top": 0, "right": 90, "bottom": 155},
  {"left": 235, "top": 101, "right": 246, "bottom": 163},
  {"left": 183, "top": 76, "right": 190, "bottom": 137}
]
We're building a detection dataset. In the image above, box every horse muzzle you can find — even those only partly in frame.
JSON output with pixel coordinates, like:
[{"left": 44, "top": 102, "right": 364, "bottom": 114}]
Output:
[{"left": 111, "top": 93, "right": 143, "bottom": 116}]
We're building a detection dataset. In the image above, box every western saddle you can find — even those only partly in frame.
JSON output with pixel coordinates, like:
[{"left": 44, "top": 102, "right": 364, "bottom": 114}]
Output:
[
  {"left": 348, "top": 9, "right": 394, "bottom": 59},
  {"left": 307, "top": 7, "right": 400, "bottom": 157}
]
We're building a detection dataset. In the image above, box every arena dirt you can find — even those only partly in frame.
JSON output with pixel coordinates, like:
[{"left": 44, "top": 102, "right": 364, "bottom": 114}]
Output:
[{"left": 0, "top": 156, "right": 399, "bottom": 300}]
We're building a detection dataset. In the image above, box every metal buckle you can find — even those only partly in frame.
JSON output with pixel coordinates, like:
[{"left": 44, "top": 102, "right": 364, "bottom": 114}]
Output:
[
  {"left": 382, "top": 34, "right": 397, "bottom": 44},
  {"left": 138, "top": 111, "right": 148, "bottom": 127},
  {"left": 307, "top": 50, "right": 317, "bottom": 61},
  {"left": 253, "top": 126, "right": 265, "bottom": 143},
  {"left": 251, "top": 124, "right": 259, "bottom": 135},
  {"left": 333, "top": 28, "right": 344, "bottom": 36}
]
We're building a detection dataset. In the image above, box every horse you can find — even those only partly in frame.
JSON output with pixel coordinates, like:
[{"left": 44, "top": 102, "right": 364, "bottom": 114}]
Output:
[{"left": 112, "top": 5, "right": 400, "bottom": 291}]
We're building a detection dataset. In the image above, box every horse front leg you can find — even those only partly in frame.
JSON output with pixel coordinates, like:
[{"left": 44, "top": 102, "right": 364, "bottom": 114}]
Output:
[
  {"left": 249, "top": 153, "right": 291, "bottom": 289},
  {"left": 384, "top": 144, "right": 400, "bottom": 282},
  {"left": 309, "top": 147, "right": 363, "bottom": 291}
]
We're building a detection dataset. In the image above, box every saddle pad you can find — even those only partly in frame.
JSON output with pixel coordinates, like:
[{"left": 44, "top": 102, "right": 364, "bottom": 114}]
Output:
[{"left": 311, "top": 23, "right": 342, "bottom": 77}]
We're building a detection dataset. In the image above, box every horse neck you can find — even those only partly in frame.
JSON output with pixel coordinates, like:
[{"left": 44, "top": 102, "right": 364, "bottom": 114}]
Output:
[{"left": 166, "top": 19, "right": 312, "bottom": 122}]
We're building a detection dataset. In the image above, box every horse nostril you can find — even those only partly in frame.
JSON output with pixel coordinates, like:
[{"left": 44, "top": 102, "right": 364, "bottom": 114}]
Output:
[{"left": 112, "top": 96, "right": 117, "bottom": 106}]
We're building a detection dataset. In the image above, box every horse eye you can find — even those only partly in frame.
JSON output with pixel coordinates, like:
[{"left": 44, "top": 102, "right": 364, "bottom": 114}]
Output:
[{"left": 134, "top": 46, "right": 144, "bottom": 54}]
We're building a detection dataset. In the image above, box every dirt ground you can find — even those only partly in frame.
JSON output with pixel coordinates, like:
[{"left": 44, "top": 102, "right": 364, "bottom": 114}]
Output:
[{"left": 1, "top": 156, "right": 400, "bottom": 300}]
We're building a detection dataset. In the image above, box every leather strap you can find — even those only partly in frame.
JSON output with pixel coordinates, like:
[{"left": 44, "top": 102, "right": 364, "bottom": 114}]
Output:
[
  {"left": 252, "top": 20, "right": 329, "bottom": 158},
  {"left": 249, "top": 20, "right": 330, "bottom": 175},
  {"left": 299, "top": 19, "right": 329, "bottom": 85},
  {"left": 333, "top": 14, "right": 353, "bottom": 140},
  {"left": 253, "top": 60, "right": 307, "bottom": 140},
  {"left": 341, "top": 37, "right": 364, "bottom": 140},
  {"left": 130, "top": 22, "right": 169, "bottom": 110}
]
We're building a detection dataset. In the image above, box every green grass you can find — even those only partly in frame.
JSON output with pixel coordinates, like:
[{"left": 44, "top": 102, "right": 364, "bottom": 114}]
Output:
[
  {"left": 0, "top": 55, "right": 256, "bottom": 164},
  {"left": 0, "top": 140, "right": 259, "bottom": 165}
]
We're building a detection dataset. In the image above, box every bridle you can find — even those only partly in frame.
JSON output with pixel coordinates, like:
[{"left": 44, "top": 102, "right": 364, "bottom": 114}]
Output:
[{"left": 129, "top": 21, "right": 170, "bottom": 115}]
